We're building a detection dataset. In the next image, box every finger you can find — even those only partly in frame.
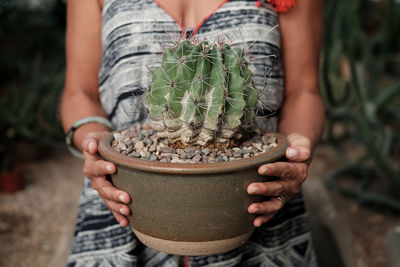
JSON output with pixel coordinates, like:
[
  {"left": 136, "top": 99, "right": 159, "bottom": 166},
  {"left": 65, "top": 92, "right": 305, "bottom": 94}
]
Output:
[
  {"left": 286, "top": 133, "right": 311, "bottom": 148},
  {"left": 82, "top": 138, "right": 98, "bottom": 155},
  {"left": 258, "top": 162, "right": 307, "bottom": 181},
  {"left": 253, "top": 213, "right": 276, "bottom": 227},
  {"left": 112, "top": 211, "right": 129, "bottom": 227},
  {"left": 83, "top": 157, "right": 116, "bottom": 177},
  {"left": 286, "top": 146, "right": 311, "bottom": 162},
  {"left": 247, "top": 181, "right": 284, "bottom": 196},
  {"left": 104, "top": 199, "right": 131, "bottom": 216},
  {"left": 248, "top": 197, "right": 283, "bottom": 215},
  {"left": 91, "top": 177, "right": 131, "bottom": 204}
]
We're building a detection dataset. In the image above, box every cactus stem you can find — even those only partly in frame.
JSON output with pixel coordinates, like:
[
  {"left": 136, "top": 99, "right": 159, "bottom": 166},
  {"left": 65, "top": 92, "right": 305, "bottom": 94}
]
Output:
[
  {"left": 147, "top": 39, "right": 257, "bottom": 146},
  {"left": 164, "top": 59, "right": 196, "bottom": 72},
  {"left": 191, "top": 51, "right": 218, "bottom": 64}
]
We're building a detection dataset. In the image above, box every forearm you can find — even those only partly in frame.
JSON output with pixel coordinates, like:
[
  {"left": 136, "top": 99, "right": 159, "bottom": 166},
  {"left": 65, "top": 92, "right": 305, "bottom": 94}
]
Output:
[
  {"left": 60, "top": 88, "right": 110, "bottom": 152},
  {"left": 278, "top": 0, "right": 325, "bottom": 151},
  {"left": 278, "top": 89, "right": 325, "bottom": 150},
  {"left": 61, "top": 0, "right": 106, "bottom": 152}
]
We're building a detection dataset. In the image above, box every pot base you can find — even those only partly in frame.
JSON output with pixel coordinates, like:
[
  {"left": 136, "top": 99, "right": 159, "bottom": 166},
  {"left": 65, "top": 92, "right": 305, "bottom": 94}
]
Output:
[{"left": 132, "top": 228, "right": 254, "bottom": 256}]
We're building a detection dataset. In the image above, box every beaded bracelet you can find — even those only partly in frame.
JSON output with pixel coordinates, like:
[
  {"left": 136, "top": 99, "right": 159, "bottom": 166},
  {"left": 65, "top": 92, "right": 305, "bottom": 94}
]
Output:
[{"left": 65, "top": 116, "right": 115, "bottom": 159}]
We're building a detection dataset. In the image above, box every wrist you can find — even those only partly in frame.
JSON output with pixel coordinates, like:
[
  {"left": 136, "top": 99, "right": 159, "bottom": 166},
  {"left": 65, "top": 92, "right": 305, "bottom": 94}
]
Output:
[
  {"left": 73, "top": 123, "right": 112, "bottom": 151},
  {"left": 66, "top": 116, "right": 115, "bottom": 158}
]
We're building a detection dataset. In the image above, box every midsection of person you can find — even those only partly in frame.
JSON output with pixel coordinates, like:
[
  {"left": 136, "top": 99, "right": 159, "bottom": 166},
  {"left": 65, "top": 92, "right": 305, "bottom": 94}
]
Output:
[
  {"left": 99, "top": 0, "right": 283, "bottom": 131},
  {"left": 62, "top": 1, "right": 325, "bottom": 265}
]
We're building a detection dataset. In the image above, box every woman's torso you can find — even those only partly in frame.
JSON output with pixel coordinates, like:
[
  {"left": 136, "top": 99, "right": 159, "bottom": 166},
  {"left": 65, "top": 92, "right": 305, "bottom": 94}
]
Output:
[{"left": 99, "top": 0, "right": 284, "bottom": 131}]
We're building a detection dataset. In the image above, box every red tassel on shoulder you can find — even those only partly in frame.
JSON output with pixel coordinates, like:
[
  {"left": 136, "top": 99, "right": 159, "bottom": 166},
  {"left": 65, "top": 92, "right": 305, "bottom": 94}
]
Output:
[{"left": 256, "top": 0, "right": 297, "bottom": 13}]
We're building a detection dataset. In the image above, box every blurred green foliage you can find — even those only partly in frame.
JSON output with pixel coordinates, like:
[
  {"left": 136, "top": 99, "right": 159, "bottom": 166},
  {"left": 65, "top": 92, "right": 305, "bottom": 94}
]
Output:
[
  {"left": 0, "top": 0, "right": 66, "bottom": 168},
  {"left": 322, "top": 0, "right": 400, "bottom": 210}
]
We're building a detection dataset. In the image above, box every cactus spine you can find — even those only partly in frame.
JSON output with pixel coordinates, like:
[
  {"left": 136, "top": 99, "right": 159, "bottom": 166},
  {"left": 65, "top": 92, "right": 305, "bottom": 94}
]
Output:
[{"left": 146, "top": 40, "right": 258, "bottom": 146}]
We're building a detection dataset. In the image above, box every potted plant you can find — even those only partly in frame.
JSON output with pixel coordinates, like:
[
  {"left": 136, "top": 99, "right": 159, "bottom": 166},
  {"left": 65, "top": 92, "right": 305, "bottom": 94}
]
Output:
[
  {"left": 0, "top": 1, "right": 66, "bottom": 193},
  {"left": 98, "top": 40, "right": 288, "bottom": 255},
  {"left": 0, "top": 133, "right": 24, "bottom": 193}
]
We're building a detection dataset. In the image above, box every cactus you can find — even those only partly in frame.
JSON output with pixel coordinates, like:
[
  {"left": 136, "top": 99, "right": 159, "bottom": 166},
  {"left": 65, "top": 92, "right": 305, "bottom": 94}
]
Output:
[{"left": 146, "top": 40, "right": 258, "bottom": 146}]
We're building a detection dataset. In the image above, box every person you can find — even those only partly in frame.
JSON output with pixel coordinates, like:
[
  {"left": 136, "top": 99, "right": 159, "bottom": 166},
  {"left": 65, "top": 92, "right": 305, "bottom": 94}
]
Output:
[{"left": 61, "top": 0, "right": 325, "bottom": 266}]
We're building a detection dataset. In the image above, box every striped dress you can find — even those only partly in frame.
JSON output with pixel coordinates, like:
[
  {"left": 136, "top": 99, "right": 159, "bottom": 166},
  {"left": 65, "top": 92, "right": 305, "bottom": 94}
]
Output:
[{"left": 67, "top": 0, "right": 317, "bottom": 266}]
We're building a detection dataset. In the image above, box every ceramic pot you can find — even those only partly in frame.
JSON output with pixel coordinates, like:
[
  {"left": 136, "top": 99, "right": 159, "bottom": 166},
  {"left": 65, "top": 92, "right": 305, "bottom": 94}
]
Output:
[
  {"left": 98, "top": 132, "right": 288, "bottom": 255},
  {"left": 0, "top": 169, "right": 24, "bottom": 193}
]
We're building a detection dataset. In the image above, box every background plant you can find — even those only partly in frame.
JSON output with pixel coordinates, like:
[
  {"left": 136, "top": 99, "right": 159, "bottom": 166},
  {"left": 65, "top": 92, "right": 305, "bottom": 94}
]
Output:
[
  {"left": 0, "top": 0, "right": 66, "bottom": 169},
  {"left": 321, "top": 0, "right": 400, "bottom": 210}
]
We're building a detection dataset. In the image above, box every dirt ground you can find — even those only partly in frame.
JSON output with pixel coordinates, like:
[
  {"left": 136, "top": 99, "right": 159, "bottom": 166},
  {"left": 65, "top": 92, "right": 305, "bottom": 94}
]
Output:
[
  {"left": 303, "top": 146, "right": 400, "bottom": 267},
  {"left": 0, "top": 145, "right": 398, "bottom": 267},
  {"left": 0, "top": 148, "right": 83, "bottom": 267}
]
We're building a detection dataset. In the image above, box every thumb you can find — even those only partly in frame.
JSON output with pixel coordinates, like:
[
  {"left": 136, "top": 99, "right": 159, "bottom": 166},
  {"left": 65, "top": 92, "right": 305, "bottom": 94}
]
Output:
[
  {"left": 286, "top": 146, "right": 311, "bottom": 162},
  {"left": 82, "top": 137, "right": 98, "bottom": 155}
]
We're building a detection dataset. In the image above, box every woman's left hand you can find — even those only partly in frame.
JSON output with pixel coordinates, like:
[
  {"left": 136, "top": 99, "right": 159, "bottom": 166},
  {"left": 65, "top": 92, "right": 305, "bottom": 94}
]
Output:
[{"left": 247, "top": 133, "right": 313, "bottom": 227}]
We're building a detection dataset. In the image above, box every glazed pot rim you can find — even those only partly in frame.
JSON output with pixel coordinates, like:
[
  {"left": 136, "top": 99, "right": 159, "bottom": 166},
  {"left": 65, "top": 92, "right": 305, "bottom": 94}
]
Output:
[{"left": 98, "top": 130, "right": 288, "bottom": 175}]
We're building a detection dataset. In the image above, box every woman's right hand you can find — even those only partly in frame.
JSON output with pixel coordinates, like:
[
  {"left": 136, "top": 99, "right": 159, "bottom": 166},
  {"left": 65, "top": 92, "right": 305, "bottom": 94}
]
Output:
[{"left": 81, "top": 131, "right": 131, "bottom": 227}]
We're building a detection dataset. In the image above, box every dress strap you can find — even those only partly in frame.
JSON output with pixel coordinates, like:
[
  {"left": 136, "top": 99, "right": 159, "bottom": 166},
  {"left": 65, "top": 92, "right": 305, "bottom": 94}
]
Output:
[{"left": 256, "top": 0, "right": 297, "bottom": 13}]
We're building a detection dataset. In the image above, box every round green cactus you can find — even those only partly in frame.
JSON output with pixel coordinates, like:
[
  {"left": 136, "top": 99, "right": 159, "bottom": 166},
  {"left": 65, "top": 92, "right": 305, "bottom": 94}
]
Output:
[{"left": 146, "top": 40, "right": 258, "bottom": 146}]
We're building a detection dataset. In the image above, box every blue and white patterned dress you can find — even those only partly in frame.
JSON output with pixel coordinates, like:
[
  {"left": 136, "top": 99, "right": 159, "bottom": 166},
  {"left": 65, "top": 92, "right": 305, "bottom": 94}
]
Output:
[{"left": 67, "top": 0, "right": 317, "bottom": 266}]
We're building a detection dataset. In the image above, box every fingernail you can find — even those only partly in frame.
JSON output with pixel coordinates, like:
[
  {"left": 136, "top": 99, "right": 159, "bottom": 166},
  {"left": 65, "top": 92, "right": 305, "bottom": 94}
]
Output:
[
  {"left": 259, "top": 167, "right": 268, "bottom": 175},
  {"left": 254, "top": 221, "right": 261, "bottom": 227},
  {"left": 119, "top": 195, "right": 126, "bottom": 203},
  {"left": 288, "top": 148, "right": 298, "bottom": 159},
  {"left": 88, "top": 142, "right": 96, "bottom": 153},
  {"left": 252, "top": 187, "right": 259, "bottom": 194},
  {"left": 106, "top": 165, "right": 113, "bottom": 173},
  {"left": 119, "top": 208, "right": 125, "bottom": 215},
  {"left": 253, "top": 207, "right": 259, "bottom": 213}
]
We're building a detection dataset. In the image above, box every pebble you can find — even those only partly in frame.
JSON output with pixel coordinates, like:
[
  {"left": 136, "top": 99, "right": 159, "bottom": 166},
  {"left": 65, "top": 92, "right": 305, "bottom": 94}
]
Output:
[
  {"left": 149, "top": 145, "right": 157, "bottom": 153},
  {"left": 191, "top": 154, "right": 202, "bottom": 163},
  {"left": 159, "top": 146, "right": 175, "bottom": 154},
  {"left": 185, "top": 151, "right": 195, "bottom": 159},
  {"left": 241, "top": 140, "right": 253, "bottom": 147},
  {"left": 252, "top": 143, "right": 263, "bottom": 151},
  {"left": 144, "top": 138, "right": 153, "bottom": 146},
  {"left": 121, "top": 129, "right": 130, "bottom": 136},
  {"left": 134, "top": 141, "right": 144, "bottom": 151},
  {"left": 263, "top": 135, "right": 277, "bottom": 145},
  {"left": 113, "top": 133, "right": 123, "bottom": 142},
  {"left": 233, "top": 152, "right": 242, "bottom": 158},
  {"left": 123, "top": 147, "right": 134, "bottom": 155},
  {"left": 171, "top": 156, "right": 182, "bottom": 163},
  {"left": 242, "top": 148, "right": 252, "bottom": 154},
  {"left": 118, "top": 143, "right": 127, "bottom": 151},
  {"left": 112, "top": 123, "right": 278, "bottom": 163},
  {"left": 111, "top": 140, "right": 118, "bottom": 147},
  {"left": 124, "top": 138, "right": 132, "bottom": 146},
  {"left": 201, "top": 148, "right": 211, "bottom": 156},
  {"left": 129, "top": 151, "right": 140, "bottom": 158},
  {"left": 184, "top": 147, "right": 196, "bottom": 154},
  {"left": 138, "top": 133, "right": 144, "bottom": 141}
]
